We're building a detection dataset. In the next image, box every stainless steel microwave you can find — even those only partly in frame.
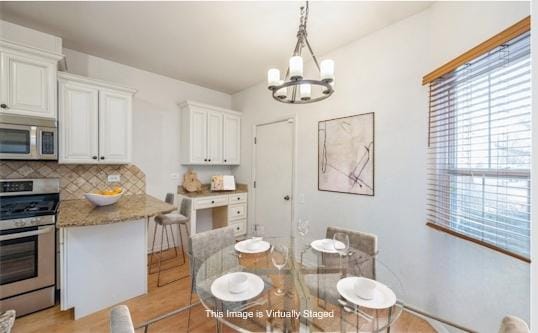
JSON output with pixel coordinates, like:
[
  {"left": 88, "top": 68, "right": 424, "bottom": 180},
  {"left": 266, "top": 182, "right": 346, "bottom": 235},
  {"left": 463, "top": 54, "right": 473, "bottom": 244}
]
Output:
[{"left": 0, "top": 115, "right": 57, "bottom": 160}]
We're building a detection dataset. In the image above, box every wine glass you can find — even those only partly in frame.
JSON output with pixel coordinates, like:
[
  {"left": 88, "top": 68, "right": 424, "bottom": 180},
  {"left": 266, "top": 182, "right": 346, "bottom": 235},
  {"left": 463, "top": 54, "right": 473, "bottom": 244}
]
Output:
[
  {"left": 297, "top": 219, "right": 310, "bottom": 238},
  {"left": 333, "top": 232, "right": 349, "bottom": 273},
  {"left": 270, "top": 244, "right": 289, "bottom": 296}
]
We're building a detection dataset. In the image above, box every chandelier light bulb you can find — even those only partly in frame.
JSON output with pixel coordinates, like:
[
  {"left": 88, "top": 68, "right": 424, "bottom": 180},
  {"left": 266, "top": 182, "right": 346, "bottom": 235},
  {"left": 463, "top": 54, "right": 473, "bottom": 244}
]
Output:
[
  {"left": 320, "top": 59, "right": 335, "bottom": 82},
  {"left": 267, "top": 68, "right": 280, "bottom": 88},
  {"left": 300, "top": 83, "right": 311, "bottom": 100},
  {"left": 289, "top": 56, "right": 304, "bottom": 80}
]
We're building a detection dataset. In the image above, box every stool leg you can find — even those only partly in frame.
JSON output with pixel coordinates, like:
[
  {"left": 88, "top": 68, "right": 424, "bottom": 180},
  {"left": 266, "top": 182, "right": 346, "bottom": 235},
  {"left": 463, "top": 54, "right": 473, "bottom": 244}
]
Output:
[
  {"left": 164, "top": 225, "right": 171, "bottom": 252},
  {"left": 178, "top": 224, "right": 186, "bottom": 265},
  {"left": 169, "top": 225, "right": 178, "bottom": 257},
  {"left": 148, "top": 222, "right": 158, "bottom": 273},
  {"left": 157, "top": 224, "right": 165, "bottom": 287}
]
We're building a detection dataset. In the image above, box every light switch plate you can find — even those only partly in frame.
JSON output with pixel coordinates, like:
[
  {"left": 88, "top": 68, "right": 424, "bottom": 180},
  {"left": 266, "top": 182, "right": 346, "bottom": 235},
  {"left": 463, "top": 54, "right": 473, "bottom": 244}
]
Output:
[{"left": 107, "top": 175, "right": 121, "bottom": 182}]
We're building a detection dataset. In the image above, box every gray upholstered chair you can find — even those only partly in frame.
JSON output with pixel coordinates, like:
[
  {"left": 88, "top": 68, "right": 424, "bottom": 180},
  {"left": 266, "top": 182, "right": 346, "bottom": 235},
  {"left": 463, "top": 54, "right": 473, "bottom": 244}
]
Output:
[
  {"left": 109, "top": 305, "right": 134, "bottom": 333},
  {"left": 0, "top": 310, "right": 15, "bottom": 333},
  {"left": 498, "top": 316, "right": 530, "bottom": 333},
  {"left": 304, "top": 226, "right": 378, "bottom": 304},
  {"left": 187, "top": 226, "right": 236, "bottom": 332},
  {"left": 149, "top": 194, "right": 191, "bottom": 287}
]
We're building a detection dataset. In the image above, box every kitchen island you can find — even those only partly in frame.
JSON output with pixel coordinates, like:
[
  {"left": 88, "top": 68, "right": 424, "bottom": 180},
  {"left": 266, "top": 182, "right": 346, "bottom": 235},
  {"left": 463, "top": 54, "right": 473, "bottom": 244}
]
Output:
[{"left": 57, "top": 194, "right": 174, "bottom": 319}]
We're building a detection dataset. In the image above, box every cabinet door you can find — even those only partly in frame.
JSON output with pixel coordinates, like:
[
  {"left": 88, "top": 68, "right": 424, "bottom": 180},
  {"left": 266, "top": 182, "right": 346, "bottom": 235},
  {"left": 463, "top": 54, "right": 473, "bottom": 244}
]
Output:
[
  {"left": 189, "top": 108, "right": 207, "bottom": 164},
  {"left": 58, "top": 81, "right": 99, "bottom": 164},
  {"left": 0, "top": 52, "right": 56, "bottom": 118},
  {"left": 99, "top": 90, "right": 132, "bottom": 164},
  {"left": 206, "top": 111, "right": 223, "bottom": 164},
  {"left": 223, "top": 114, "right": 240, "bottom": 164}
]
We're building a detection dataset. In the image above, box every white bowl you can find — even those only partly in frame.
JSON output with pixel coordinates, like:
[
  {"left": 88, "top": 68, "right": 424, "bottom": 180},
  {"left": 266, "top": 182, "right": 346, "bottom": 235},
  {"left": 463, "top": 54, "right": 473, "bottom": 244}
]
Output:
[
  {"left": 353, "top": 277, "right": 377, "bottom": 300},
  {"left": 228, "top": 273, "right": 249, "bottom": 294},
  {"left": 84, "top": 191, "right": 123, "bottom": 206},
  {"left": 246, "top": 237, "right": 263, "bottom": 250}
]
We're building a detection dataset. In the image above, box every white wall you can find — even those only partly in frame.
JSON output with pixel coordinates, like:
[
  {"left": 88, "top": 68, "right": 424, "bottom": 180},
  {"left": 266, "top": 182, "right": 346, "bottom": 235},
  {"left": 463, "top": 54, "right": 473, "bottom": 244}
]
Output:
[
  {"left": 63, "top": 48, "right": 233, "bottom": 198},
  {"left": 232, "top": 2, "right": 530, "bottom": 332}
]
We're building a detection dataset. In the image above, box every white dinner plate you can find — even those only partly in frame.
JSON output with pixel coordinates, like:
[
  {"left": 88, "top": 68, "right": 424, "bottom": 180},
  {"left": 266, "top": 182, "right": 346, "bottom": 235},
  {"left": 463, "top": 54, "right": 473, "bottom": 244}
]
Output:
[
  {"left": 310, "top": 239, "right": 346, "bottom": 254},
  {"left": 234, "top": 239, "right": 271, "bottom": 254},
  {"left": 210, "top": 272, "right": 265, "bottom": 302},
  {"left": 336, "top": 277, "right": 397, "bottom": 309}
]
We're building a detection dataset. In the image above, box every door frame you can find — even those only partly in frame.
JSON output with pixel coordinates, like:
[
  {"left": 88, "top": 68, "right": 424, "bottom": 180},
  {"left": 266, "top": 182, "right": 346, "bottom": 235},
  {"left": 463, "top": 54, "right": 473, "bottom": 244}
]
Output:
[{"left": 251, "top": 115, "right": 298, "bottom": 237}]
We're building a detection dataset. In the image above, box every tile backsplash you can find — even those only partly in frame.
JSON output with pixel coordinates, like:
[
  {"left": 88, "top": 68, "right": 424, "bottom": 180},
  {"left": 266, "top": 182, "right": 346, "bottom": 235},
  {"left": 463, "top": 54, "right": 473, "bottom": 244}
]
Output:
[{"left": 0, "top": 161, "right": 145, "bottom": 200}]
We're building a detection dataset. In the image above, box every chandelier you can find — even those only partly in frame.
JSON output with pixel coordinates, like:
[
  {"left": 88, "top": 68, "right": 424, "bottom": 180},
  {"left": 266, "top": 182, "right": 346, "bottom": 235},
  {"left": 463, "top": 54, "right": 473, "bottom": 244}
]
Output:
[{"left": 267, "top": 1, "right": 334, "bottom": 104}]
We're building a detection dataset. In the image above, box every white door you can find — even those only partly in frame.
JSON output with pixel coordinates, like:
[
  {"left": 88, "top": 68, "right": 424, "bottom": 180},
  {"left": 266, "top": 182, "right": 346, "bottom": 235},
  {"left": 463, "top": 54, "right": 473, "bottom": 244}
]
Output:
[
  {"left": 58, "top": 81, "right": 99, "bottom": 163},
  {"left": 189, "top": 108, "right": 208, "bottom": 164},
  {"left": 206, "top": 110, "right": 223, "bottom": 164},
  {"left": 99, "top": 90, "right": 132, "bottom": 163},
  {"left": 254, "top": 119, "right": 294, "bottom": 238},
  {"left": 0, "top": 52, "right": 56, "bottom": 118},
  {"left": 223, "top": 114, "right": 240, "bottom": 164}
]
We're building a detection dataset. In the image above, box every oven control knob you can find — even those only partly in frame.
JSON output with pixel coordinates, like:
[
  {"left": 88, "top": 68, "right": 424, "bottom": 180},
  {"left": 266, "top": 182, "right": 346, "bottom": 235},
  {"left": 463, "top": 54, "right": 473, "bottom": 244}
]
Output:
[{"left": 15, "top": 220, "right": 26, "bottom": 227}]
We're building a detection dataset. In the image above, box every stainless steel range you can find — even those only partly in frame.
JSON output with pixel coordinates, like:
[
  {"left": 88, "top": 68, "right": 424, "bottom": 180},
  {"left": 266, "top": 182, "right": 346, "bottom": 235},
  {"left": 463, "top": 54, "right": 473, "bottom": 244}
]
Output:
[{"left": 0, "top": 178, "right": 59, "bottom": 316}]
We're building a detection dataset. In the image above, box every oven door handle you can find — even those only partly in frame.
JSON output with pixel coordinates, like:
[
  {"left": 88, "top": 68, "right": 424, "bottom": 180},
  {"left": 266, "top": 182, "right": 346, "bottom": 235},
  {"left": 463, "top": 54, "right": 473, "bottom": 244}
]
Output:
[{"left": 0, "top": 226, "right": 54, "bottom": 241}]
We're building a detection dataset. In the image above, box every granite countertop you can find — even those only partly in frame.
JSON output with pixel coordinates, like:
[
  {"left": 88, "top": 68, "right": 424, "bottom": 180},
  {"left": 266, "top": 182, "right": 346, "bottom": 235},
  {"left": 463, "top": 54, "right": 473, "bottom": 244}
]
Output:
[
  {"left": 57, "top": 194, "right": 175, "bottom": 228},
  {"left": 177, "top": 183, "right": 248, "bottom": 198}
]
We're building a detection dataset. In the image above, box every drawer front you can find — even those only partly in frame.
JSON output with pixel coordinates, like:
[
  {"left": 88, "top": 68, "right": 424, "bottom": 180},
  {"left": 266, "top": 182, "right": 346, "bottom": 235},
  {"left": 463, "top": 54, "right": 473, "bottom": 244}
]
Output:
[
  {"left": 228, "top": 204, "right": 246, "bottom": 220},
  {"left": 194, "top": 196, "right": 229, "bottom": 209},
  {"left": 231, "top": 219, "right": 246, "bottom": 236},
  {"left": 229, "top": 193, "right": 247, "bottom": 204}
]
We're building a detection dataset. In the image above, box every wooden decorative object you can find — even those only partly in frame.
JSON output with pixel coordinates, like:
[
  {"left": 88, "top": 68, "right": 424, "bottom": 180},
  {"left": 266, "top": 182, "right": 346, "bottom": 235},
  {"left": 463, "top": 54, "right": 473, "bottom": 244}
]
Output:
[{"left": 182, "top": 169, "right": 202, "bottom": 193}]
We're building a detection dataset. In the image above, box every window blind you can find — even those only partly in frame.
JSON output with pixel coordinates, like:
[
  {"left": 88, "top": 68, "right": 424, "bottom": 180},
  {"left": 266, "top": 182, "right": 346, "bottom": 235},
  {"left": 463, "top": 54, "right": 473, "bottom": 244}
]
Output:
[{"left": 427, "top": 31, "right": 531, "bottom": 259}]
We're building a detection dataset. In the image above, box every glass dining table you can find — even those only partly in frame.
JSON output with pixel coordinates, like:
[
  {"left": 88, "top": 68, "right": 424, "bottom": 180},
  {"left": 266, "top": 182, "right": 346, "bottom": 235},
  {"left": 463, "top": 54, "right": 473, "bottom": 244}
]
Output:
[{"left": 193, "top": 236, "right": 405, "bottom": 333}]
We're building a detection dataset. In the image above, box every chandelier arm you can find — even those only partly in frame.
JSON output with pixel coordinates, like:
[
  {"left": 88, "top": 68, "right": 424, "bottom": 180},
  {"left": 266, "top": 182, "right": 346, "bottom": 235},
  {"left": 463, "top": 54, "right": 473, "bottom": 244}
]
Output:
[{"left": 304, "top": 36, "right": 321, "bottom": 71}]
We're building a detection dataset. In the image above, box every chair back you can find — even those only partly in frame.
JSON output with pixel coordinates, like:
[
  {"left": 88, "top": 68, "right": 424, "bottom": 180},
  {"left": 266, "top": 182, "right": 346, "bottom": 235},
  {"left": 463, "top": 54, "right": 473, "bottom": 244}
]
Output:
[
  {"left": 109, "top": 305, "right": 135, "bottom": 333},
  {"left": 188, "top": 226, "right": 236, "bottom": 281},
  {"left": 326, "top": 226, "right": 378, "bottom": 279},
  {"left": 179, "top": 198, "right": 192, "bottom": 218},
  {"left": 0, "top": 310, "right": 15, "bottom": 333},
  {"left": 164, "top": 193, "right": 175, "bottom": 205}
]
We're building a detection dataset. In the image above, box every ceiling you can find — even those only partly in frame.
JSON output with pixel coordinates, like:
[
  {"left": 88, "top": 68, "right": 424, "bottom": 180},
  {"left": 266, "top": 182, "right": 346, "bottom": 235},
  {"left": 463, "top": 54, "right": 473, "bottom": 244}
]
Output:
[{"left": 0, "top": 1, "right": 431, "bottom": 94}]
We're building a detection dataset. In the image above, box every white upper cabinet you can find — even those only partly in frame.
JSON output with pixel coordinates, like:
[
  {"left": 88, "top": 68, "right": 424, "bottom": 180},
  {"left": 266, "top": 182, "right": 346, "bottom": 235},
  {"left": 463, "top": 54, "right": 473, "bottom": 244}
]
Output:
[
  {"left": 58, "top": 73, "right": 135, "bottom": 164},
  {"left": 206, "top": 111, "right": 223, "bottom": 164},
  {"left": 58, "top": 81, "right": 99, "bottom": 163},
  {"left": 180, "top": 101, "right": 241, "bottom": 165},
  {"left": 223, "top": 114, "right": 241, "bottom": 164},
  {"left": 99, "top": 90, "right": 132, "bottom": 163},
  {"left": 0, "top": 43, "right": 62, "bottom": 119}
]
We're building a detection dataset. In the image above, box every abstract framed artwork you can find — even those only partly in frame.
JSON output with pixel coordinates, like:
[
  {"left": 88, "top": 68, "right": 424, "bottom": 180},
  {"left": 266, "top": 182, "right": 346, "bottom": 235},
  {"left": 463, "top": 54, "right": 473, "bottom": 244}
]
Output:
[{"left": 318, "top": 112, "right": 374, "bottom": 196}]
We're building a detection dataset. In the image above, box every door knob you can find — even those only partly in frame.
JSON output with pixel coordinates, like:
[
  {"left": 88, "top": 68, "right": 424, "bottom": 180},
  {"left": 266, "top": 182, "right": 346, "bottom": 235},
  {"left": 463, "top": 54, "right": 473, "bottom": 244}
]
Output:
[{"left": 284, "top": 195, "right": 290, "bottom": 201}]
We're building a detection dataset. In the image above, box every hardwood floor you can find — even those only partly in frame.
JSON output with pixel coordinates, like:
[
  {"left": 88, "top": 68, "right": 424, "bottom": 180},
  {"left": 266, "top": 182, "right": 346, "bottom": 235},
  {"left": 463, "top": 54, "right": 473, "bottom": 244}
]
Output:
[{"left": 12, "top": 248, "right": 436, "bottom": 333}]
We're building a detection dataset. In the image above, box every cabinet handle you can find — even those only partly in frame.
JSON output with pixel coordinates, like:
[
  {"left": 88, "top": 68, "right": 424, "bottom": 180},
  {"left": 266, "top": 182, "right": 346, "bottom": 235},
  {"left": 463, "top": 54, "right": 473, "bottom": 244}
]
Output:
[
  {"left": 237, "top": 211, "right": 240, "bottom": 214},
  {"left": 92, "top": 156, "right": 97, "bottom": 160},
  {"left": 211, "top": 200, "right": 215, "bottom": 204},
  {"left": 0, "top": 104, "right": 7, "bottom": 109},
  {"left": 208, "top": 158, "right": 211, "bottom": 162},
  {"left": 237, "top": 197, "right": 240, "bottom": 201},
  {"left": 224, "top": 159, "right": 227, "bottom": 163},
  {"left": 204, "top": 158, "right": 207, "bottom": 162},
  {"left": 100, "top": 156, "right": 105, "bottom": 160}
]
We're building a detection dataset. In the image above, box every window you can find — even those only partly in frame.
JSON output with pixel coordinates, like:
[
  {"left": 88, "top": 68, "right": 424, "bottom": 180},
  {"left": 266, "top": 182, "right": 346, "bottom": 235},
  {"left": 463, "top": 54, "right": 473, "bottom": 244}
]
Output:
[{"left": 424, "top": 20, "right": 531, "bottom": 261}]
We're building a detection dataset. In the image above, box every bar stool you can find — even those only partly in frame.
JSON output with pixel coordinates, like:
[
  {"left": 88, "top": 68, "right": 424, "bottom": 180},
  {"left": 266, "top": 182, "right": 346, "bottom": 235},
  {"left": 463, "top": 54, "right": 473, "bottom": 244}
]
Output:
[{"left": 149, "top": 193, "right": 191, "bottom": 287}]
